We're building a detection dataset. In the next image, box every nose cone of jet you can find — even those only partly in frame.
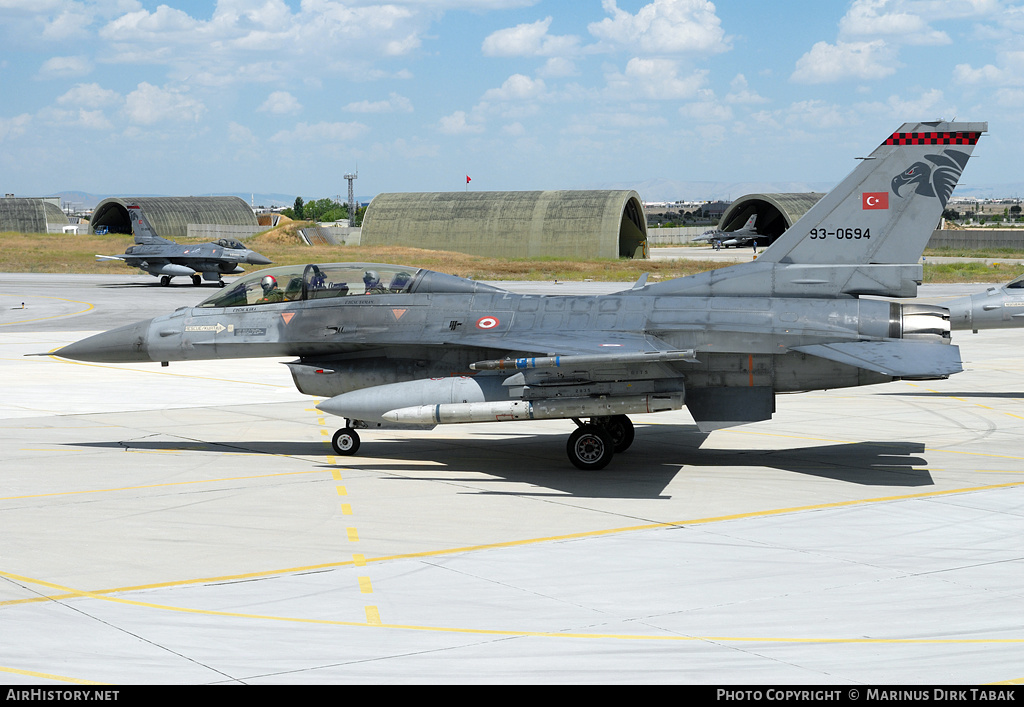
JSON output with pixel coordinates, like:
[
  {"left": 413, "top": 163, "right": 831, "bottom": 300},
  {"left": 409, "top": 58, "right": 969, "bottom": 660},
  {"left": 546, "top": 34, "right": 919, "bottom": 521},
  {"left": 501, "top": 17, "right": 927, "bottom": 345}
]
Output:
[
  {"left": 54, "top": 319, "right": 154, "bottom": 363},
  {"left": 245, "top": 251, "right": 273, "bottom": 265}
]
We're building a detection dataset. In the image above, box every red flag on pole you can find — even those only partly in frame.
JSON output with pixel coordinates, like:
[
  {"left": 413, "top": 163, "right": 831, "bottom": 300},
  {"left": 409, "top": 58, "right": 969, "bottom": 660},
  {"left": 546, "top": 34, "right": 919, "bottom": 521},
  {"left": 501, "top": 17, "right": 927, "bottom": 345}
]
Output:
[{"left": 466, "top": 175, "right": 471, "bottom": 184}]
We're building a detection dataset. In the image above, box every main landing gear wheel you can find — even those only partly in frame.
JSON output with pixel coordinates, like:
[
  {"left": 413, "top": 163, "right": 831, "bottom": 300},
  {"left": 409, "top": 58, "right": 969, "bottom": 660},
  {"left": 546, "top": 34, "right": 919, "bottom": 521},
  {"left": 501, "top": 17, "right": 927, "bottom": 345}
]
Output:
[
  {"left": 566, "top": 425, "right": 614, "bottom": 470},
  {"left": 332, "top": 427, "right": 360, "bottom": 456},
  {"left": 160, "top": 275, "right": 171, "bottom": 286},
  {"left": 191, "top": 274, "right": 202, "bottom": 286},
  {"left": 600, "top": 415, "right": 635, "bottom": 453}
]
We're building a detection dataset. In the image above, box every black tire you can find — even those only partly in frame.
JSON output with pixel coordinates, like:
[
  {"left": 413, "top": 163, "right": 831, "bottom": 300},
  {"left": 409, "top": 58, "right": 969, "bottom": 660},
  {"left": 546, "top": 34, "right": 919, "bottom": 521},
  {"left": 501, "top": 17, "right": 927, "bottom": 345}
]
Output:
[
  {"left": 160, "top": 276, "right": 171, "bottom": 286},
  {"left": 601, "top": 415, "right": 635, "bottom": 453},
  {"left": 332, "top": 428, "right": 360, "bottom": 456},
  {"left": 566, "top": 425, "right": 614, "bottom": 470},
  {"left": 192, "top": 274, "right": 202, "bottom": 286}
]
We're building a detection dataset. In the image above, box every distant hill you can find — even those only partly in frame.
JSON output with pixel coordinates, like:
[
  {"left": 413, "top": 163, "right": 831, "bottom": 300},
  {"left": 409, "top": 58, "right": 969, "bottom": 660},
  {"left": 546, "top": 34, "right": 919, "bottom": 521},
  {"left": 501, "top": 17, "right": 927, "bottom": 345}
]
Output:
[
  {"left": 45, "top": 181, "right": 1024, "bottom": 213},
  {"left": 591, "top": 178, "right": 1024, "bottom": 204},
  {"left": 48, "top": 191, "right": 301, "bottom": 210},
  {"left": 590, "top": 178, "right": 834, "bottom": 203}
]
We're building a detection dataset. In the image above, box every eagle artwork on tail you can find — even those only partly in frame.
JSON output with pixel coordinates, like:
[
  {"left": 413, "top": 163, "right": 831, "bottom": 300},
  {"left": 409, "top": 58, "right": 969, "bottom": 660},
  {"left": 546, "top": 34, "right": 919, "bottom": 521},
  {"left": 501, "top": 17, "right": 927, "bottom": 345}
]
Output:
[{"left": 891, "top": 150, "right": 970, "bottom": 207}]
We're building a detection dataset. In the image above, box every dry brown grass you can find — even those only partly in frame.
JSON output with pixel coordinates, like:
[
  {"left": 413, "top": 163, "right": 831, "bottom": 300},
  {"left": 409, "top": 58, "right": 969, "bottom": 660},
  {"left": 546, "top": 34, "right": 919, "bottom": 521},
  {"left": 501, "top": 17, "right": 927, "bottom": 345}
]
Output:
[
  {"left": 3, "top": 230, "right": 1022, "bottom": 283},
  {"left": 0, "top": 229, "right": 723, "bottom": 282}
]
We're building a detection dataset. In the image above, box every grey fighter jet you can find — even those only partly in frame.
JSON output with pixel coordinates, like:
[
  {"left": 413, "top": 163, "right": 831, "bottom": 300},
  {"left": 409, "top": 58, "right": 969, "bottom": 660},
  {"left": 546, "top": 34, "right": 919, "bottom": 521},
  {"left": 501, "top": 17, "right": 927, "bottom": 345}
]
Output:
[
  {"left": 56, "top": 121, "right": 987, "bottom": 469},
  {"left": 943, "top": 274, "right": 1024, "bottom": 333},
  {"left": 96, "top": 204, "right": 272, "bottom": 286},
  {"left": 720, "top": 214, "right": 760, "bottom": 249}
]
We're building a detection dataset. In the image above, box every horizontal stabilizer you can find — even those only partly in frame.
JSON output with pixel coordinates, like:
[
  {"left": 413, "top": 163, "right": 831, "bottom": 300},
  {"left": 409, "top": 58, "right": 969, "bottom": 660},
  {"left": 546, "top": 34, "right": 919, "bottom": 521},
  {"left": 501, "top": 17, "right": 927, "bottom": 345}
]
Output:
[{"left": 792, "top": 340, "right": 961, "bottom": 377}]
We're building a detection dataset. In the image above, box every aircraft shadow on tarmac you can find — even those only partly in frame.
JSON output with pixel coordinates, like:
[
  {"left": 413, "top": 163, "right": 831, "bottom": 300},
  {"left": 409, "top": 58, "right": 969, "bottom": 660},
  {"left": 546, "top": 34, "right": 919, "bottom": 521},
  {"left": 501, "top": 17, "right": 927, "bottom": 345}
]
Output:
[
  {"left": 97, "top": 281, "right": 227, "bottom": 289},
  {"left": 70, "top": 426, "right": 933, "bottom": 499}
]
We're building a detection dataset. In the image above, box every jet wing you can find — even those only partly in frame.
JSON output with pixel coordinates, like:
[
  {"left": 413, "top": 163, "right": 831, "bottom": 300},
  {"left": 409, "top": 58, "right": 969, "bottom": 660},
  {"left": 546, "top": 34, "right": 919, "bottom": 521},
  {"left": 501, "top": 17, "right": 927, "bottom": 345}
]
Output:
[{"left": 791, "top": 340, "right": 962, "bottom": 377}]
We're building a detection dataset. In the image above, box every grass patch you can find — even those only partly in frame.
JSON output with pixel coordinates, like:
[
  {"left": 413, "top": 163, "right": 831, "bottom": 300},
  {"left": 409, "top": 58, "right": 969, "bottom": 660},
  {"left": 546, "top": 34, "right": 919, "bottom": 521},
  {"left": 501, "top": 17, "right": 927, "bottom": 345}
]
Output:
[
  {"left": 2, "top": 229, "right": 1022, "bottom": 283},
  {"left": 923, "top": 260, "right": 1024, "bottom": 282},
  {"left": 924, "top": 246, "right": 1024, "bottom": 259}
]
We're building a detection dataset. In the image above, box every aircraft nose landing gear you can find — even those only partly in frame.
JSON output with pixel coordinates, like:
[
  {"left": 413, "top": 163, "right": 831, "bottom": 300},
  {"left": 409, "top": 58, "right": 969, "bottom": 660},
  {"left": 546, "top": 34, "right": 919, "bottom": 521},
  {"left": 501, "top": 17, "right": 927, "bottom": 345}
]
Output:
[{"left": 331, "top": 426, "right": 360, "bottom": 456}]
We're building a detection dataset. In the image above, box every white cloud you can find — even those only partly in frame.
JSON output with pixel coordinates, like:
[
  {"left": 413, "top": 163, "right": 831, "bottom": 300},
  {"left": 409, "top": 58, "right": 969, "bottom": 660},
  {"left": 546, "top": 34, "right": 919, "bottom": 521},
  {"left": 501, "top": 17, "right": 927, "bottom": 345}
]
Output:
[
  {"left": 481, "top": 17, "right": 579, "bottom": 57},
  {"left": 57, "top": 83, "right": 121, "bottom": 109},
  {"left": 724, "top": 74, "right": 767, "bottom": 104},
  {"left": 269, "top": 121, "right": 369, "bottom": 143},
  {"left": 344, "top": 93, "right": 413, "bottom": 113},
  {"left": 791, "top": 40, "right": 896, "bottom": 84},
  {"left": 0, "top": 114, "right": 32, "bottom": 141},
  {"left": 606, "top": 58, "right": 706, "bottom": 100},
  {"left": 101, "top": 5, "right": 201, "bottom": 40},
  {"left": 588, "top": 0, "right": 730, "bottom": 55},
  {"left": 227, "top": 121, "right": 257, "bottom": 144},
  {"left": 438, "top": 110, "right": 484, "bottom": 135},
  {"left": 679, "top": 93, "right": 733, "bottom": 122},
  {"left": 839, "top": 0, "right": 951, "bottom": 45},
  {"left": 124, "top": 82, "right": 205, "bottom": 125},
  {"left": 43, "top": 7, "right": 95, "bottom": 40},
  {"left": 482, "top": 74, "right": 547, "bottom": 102},
  {"left": 784, "top": 100, "right": 848, "bottom": 129},
  {"left": 37, "top": 55, "right": 93, "bottom": 78},
  {"left": 538, "top": 57, "right": 578, "bottom": 78},
  {"left": 258, "top": 91, "right": 303, "bottom": 115},
  {"left": 41, "top": 107, "right": 113, "bottom": 131}
]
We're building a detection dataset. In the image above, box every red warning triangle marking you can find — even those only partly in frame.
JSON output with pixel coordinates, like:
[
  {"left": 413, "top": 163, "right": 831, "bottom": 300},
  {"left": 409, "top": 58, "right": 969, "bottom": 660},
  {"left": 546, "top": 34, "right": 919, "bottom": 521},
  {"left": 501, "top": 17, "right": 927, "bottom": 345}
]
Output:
[
  {"left": 392, "top": 309, "right": 407, "bottom": 320},
  {"left": 281, "top": 312, "right": 295, "bottom": 325}
]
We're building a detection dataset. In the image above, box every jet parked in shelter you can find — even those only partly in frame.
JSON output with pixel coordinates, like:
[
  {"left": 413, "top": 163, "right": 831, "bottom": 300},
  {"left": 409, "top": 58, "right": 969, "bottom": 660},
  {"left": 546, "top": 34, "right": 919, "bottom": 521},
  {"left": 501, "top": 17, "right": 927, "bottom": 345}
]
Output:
[
  {"left": 96, "top": 204, "right": 272, "bottom": 286},
  {"left": 57, "top": 122, "right": 990, "bottom": 469}
]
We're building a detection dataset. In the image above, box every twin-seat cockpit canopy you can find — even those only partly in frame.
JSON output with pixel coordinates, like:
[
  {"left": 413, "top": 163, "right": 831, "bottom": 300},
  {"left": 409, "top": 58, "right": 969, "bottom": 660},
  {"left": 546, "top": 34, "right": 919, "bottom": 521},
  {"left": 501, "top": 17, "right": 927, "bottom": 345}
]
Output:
[
  {"left": 198, "top": 262, "right": 503, "bottom": 309},
  {"left": 214, "top": 238, "right": 246, "bottom": 250}
]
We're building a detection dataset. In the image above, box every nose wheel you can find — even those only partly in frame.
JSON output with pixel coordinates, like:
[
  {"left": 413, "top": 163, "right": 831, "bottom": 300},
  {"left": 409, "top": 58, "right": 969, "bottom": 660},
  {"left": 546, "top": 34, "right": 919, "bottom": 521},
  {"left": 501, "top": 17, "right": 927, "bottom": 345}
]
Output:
[{"left": 331, "top": 427, "right": 360, "bottom": 456}]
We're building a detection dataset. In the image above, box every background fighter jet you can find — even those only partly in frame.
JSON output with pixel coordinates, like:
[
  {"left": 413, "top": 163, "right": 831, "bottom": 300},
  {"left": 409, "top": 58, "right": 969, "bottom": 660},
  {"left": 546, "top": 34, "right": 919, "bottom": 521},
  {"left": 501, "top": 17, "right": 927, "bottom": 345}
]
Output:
[
  {"left": 96, "top": 204, "right": 272, "bottom": 286},
  {"left": 719, "top": 214, "right": 759, "bottom": 249},
  {"left": 943, "top": 274, "right": 1024, "bottom": 333},
  {"left": 57, "top": 121, "right": 988, "bottom": 469},
  {"left": 691, "top": 214, "right": 759, "bottom": 249}
]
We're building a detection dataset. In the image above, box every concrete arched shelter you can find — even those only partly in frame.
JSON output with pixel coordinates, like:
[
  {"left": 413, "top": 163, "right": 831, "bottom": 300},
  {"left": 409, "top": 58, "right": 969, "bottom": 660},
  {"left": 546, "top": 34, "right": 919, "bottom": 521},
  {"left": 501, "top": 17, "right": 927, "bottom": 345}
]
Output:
[
  {"left": 0, "top": 198, "right": 70, "bottom": 233},
  {"left": 719, "top": 193, "right": 826, "bottom": 245},
  {"left": 90, "top": 196, "right": 258, "bottom": 238},
  {"left": 360, "top": 190, "right": 649, "bottom": 259}
]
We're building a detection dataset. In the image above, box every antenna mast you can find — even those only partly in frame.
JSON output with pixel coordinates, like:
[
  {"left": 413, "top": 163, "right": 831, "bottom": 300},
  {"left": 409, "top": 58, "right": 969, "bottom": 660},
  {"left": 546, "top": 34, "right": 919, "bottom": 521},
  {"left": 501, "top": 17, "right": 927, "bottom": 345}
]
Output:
[{"left": 344, "top": 170, "right": 358, "bottom": 227}]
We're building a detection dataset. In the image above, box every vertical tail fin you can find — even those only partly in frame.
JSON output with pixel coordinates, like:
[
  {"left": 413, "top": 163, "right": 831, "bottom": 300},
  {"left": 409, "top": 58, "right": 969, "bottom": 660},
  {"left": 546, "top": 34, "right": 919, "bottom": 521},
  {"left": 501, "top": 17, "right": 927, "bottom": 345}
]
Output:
[
  {"left": 758, "top": 121, "right": 986, "bottom": 266},
  {"left": 126, "top": 203, "right": 172, "bottom": 245}
]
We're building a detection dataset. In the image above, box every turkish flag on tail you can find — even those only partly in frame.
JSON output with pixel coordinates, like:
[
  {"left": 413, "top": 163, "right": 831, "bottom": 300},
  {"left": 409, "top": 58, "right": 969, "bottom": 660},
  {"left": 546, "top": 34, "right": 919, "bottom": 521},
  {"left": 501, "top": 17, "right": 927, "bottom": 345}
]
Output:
[{"left": 862, "top": 192, "right": 889, "bottom": 209}]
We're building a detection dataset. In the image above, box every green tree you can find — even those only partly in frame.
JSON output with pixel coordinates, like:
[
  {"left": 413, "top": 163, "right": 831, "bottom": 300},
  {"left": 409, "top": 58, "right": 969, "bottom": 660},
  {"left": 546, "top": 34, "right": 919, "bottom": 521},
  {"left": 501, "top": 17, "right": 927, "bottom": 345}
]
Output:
[{"left": 293, "top": 196, "right": 305, "bottom": 220}]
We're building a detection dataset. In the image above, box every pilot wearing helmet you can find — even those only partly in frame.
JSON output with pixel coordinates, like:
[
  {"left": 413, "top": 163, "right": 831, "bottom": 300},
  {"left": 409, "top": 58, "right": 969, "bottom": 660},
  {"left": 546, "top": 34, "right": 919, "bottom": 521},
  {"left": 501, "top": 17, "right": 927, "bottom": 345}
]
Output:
[
  {"left": 257, "top": 274, "right": 285, "bottom": 303},
  {"left": 363, "top": 270, "right": 387, "bottom": 295}
]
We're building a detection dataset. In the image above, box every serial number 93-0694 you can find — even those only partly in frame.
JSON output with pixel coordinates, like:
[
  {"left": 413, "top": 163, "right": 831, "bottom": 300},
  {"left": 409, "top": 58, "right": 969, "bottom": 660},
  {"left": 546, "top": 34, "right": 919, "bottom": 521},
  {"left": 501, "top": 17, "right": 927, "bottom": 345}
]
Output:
[{"left": 808, "top": 227, "right": 871, "bottom": 240}]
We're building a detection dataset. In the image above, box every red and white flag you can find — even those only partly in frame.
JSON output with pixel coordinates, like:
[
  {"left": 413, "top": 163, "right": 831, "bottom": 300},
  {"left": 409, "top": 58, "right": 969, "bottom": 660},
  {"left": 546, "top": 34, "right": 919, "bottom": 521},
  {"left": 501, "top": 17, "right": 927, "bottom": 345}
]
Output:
[{"left": 862, "top": 192, "right": 889, "bottom": 209}]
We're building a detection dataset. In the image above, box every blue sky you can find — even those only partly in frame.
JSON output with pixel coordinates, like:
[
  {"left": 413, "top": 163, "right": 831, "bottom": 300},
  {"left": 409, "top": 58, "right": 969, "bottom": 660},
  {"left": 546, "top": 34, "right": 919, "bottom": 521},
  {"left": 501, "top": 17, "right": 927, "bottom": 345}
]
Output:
[{"left": 1, "top": 0, "right": 1022, "bottom": 202}]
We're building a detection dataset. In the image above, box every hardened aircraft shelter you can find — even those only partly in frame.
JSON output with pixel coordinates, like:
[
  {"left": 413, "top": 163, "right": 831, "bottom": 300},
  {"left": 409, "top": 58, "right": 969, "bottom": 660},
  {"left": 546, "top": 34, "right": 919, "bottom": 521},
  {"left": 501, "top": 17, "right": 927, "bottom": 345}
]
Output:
[
  {"left": 0, "top": 197, "right": 70, "bottom": 233},
  {"left": 360, "top": 190, "right": 649, "bottom": 259},
  {"left": 719, "top": 192, "right": 825, "bottom": 244},
  {"left": 90, "top": 196, "right": 259, "bottom": 238}
]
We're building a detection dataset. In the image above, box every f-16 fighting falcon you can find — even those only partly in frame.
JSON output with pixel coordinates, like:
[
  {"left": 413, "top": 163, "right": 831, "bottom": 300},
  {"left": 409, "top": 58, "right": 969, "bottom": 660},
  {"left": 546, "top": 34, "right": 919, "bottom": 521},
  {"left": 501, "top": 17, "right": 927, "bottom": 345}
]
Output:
[
  {"left": 96, "top": 204, "right": 272, "bottom": 286},
  {"left": 57, "top": 121, "right": 988, "bottom": 469},
  {"left": 943, "top": 274, "right": 1024, "bottom": 333}
]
